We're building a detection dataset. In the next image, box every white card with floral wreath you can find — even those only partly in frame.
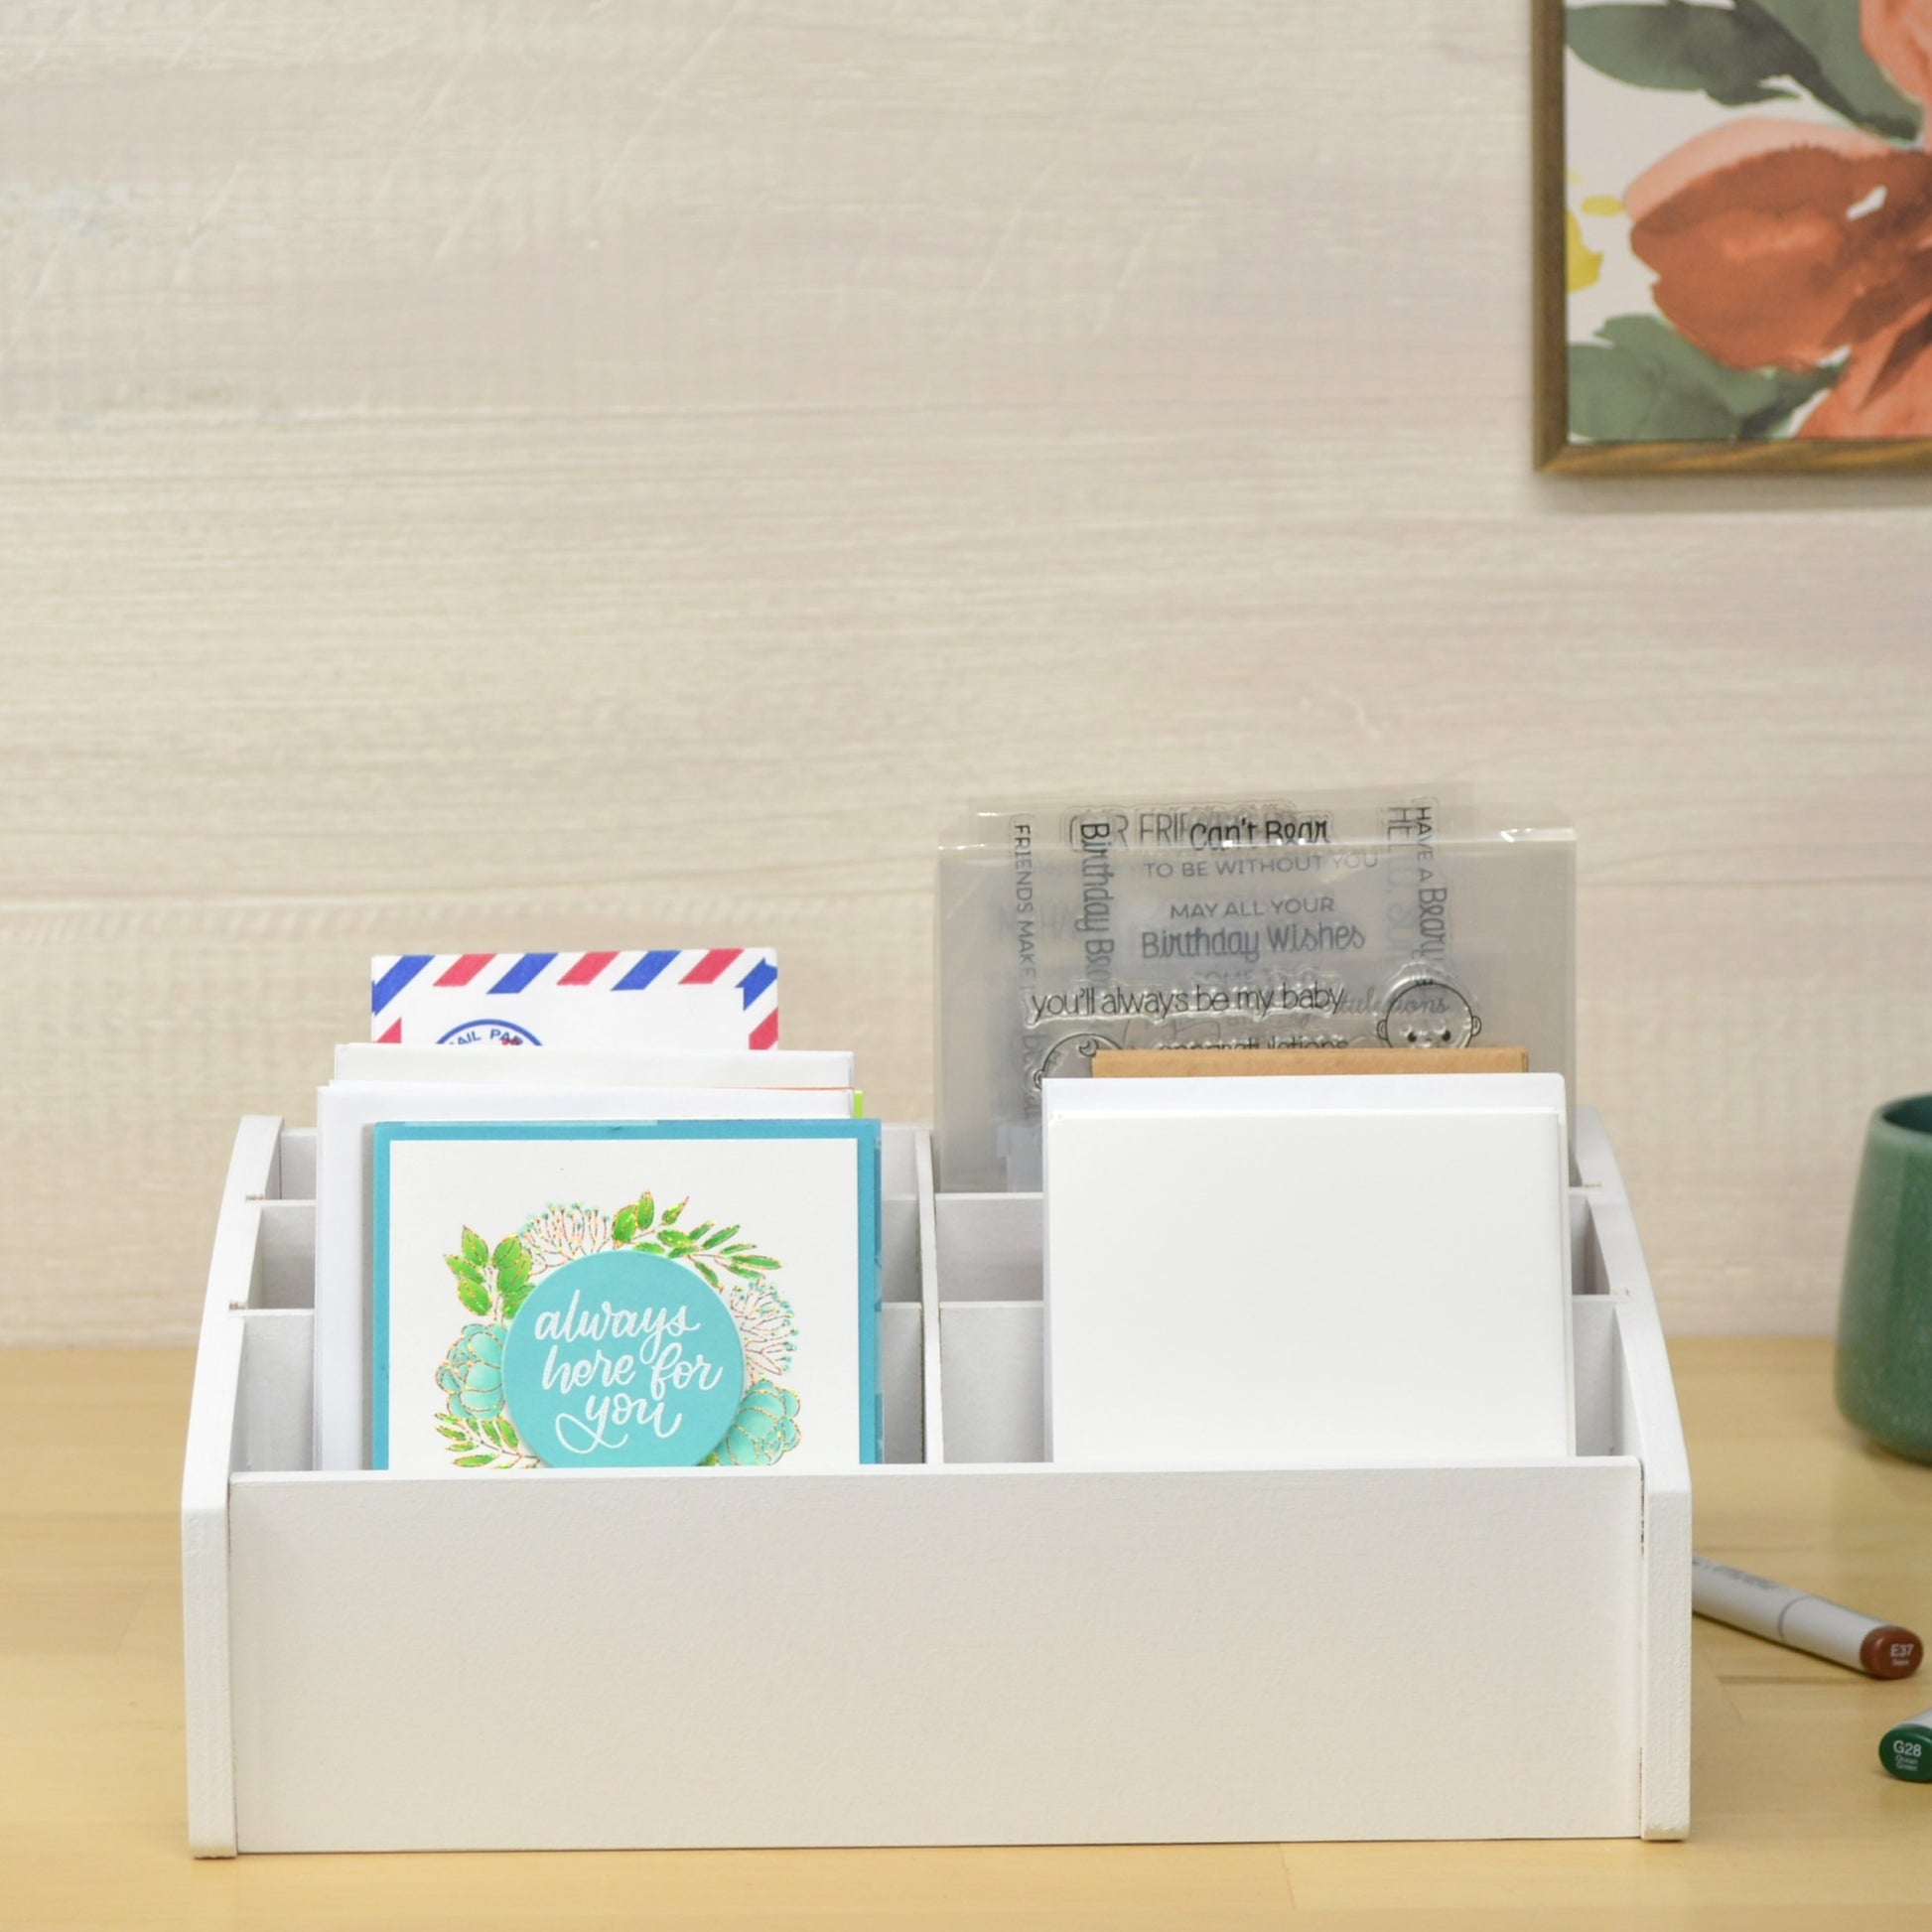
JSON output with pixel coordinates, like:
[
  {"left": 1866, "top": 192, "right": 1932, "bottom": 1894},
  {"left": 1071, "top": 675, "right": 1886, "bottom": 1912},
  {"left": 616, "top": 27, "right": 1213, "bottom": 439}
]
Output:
[{"left": 370, "top": 1120, "right": 882, "bottom": 1473}]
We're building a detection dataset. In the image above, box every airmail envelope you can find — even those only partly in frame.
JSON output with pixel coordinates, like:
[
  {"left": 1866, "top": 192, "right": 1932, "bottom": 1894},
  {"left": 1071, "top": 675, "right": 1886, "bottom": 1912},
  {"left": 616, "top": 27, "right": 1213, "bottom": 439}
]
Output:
[{"left": 369, "top": 949, "right": 778, "bottom": 1050}]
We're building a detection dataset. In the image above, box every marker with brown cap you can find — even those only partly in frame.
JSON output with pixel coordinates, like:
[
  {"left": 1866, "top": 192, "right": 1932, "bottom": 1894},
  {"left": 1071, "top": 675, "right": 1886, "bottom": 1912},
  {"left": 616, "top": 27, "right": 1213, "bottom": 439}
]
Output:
[{"left": 1693, "top": 1555, "right": 1923, "bottom": 1679}]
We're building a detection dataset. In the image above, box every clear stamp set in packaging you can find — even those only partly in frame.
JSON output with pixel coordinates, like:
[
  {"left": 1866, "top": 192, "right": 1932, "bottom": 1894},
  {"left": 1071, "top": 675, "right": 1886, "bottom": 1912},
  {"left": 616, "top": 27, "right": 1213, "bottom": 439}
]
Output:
[{"left": 935, "top": 790, "right": 1575, "bottom": 1189}]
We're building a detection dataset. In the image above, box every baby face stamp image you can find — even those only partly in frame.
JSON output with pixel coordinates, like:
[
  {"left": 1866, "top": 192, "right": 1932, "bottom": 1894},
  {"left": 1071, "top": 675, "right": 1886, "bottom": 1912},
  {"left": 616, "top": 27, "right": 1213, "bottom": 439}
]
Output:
[{"left": 1377, "top": 969, "right": 1481, "bottom": 1049}]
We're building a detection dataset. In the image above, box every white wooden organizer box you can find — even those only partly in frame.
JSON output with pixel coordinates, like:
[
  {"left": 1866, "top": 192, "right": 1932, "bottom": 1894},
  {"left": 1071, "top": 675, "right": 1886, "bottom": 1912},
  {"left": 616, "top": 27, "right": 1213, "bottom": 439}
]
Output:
[{"left": 181, "top": 1112, "right": 1691, "bottom": 1856}]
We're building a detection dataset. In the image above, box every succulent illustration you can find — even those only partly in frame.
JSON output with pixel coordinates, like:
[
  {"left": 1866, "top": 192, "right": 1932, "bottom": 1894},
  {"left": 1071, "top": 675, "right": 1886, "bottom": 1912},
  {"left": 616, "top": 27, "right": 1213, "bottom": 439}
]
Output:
[
  {"left": 704, "top": 1381, "right": 801, "bottom": 1466},
  {"left": 719, "top": 1276, "right": 798, "bottom": 1388},
  {"left": 518, "top": 1203, "right": 614, "bottom": 1271},
  {"left": 437, "top": 1321, "right": 506, "bottom": 1421}
]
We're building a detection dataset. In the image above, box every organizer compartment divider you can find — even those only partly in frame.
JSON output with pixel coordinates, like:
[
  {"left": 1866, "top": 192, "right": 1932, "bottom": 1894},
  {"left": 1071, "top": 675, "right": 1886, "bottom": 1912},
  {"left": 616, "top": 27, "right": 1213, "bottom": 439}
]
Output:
[{"left": 182, "top": 1111, "right": 1690, "bottom": 1856}]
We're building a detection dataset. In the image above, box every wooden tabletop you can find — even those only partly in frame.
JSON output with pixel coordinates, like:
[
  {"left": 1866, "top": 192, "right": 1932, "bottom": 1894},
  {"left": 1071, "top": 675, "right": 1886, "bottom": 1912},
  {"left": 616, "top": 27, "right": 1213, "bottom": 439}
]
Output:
[{"left": 5, "top": 1338, "right": 1929, "bottom": 1929}]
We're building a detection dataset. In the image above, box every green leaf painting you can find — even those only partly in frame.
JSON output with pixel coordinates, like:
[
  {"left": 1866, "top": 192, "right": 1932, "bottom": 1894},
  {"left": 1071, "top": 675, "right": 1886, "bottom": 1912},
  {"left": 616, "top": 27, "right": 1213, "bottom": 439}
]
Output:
[
  {"left": 1568, "top": 1, "right": 1920, "bottom": 134},
  {"left": 1569, "top": 2, "right": 1803, "bottom": 104},
  {"left": 1570, "top": 315, "right": 1842, "bottom": 439},
  {"left": 1746, "top": 0, "right": 1924, "bottom": 136},
  {"left": 1557, "top": 0, "right": 1932, "bottom": 449}
]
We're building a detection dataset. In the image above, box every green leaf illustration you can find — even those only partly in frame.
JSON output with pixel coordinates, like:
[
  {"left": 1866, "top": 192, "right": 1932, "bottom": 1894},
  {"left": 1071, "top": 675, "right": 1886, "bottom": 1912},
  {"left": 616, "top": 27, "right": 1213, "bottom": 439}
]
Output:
[
  {"left": 494, "top": 1237, "right": 532, "bottom": 1295},
  {"left": 731, "top": 1254, "right": 781, "bottom": 1274},
  {"left": 1569, "top": 314, "right": 1841, "bottom": 442},
  {"left": 454, "top": 1452, "right": 494, "bottom": 1467},
  {"left": 693, "top": 1259, "right": 721, "bottom": 1290},
  {"left": 1567, "top": 1, "right": 1922, "bottom": 137},
  {"left": 444, "top": 1253, "right": 483, "bottom": 1287},
  {"left": 1567, "top": 2, "right": 1796, "bottom": 103},
  {"left": 634, "top": 1191, "right": 656, "bottom": 1229},
  {"left": 460, "top": 1226, "right": 489, "bottom": 1269},
  {"left": 1738, "top": 0, "right": 1923, "bottom": 139},
  {"left": 497, "top": 1418, "right": 519, "bottom": 1449},
  {"left": 500, "top": 1274, "right": 537, "bottom": 1321},
  {"left": 454, "top": 1272, "right": 491, "bottom": 1315},
  {"left": 706, "top": 1223, "right": 740, "bottom": 1249},
  {"left": 661, "top": 1198, "right": 686, "bottom": 1228},
  {"left": 612, "top": 1204, "right": 639, "bottom": 1244}
]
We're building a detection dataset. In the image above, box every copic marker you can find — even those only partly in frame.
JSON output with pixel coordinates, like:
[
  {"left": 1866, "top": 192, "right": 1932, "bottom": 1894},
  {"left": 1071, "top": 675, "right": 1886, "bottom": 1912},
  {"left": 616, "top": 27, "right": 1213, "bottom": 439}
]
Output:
[
  {"left": 1692, "top": 1555, "right": 1922, "bottom": 1679},
  {"left": 1879, "top": 1710, "right": 1932, "bottom": 1782}
]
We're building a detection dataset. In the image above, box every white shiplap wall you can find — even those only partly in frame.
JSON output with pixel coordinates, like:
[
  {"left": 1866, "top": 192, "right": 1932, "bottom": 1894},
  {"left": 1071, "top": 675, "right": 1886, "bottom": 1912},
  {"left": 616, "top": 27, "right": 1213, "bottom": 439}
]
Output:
[{"left": 3, "top": 1, "right": 1929, "bottom": 1343}]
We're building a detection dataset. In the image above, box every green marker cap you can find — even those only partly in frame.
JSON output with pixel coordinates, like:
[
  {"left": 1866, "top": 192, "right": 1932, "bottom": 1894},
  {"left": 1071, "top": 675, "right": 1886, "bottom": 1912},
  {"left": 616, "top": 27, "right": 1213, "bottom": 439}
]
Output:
[{"left": 1879, "top": 1715, "right": 1932, "bottom": 1783}]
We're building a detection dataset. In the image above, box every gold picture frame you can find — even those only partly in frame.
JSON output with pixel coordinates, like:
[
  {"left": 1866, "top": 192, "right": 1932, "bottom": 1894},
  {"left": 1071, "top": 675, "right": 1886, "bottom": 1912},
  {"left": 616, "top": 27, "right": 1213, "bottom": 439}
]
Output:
[{"left": 1534, "top": 0, "right": 1932, "bottom": 473}]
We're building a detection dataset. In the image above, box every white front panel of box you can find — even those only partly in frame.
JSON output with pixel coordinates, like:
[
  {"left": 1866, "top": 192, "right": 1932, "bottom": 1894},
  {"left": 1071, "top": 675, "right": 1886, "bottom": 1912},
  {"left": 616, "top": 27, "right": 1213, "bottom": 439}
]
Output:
[
  {"left": 226, "top": 1460, "right": 1640, "bottom": 1850},
  {"left": 1043, "top": 1105, "right": 1573, "bottom": 1465}
]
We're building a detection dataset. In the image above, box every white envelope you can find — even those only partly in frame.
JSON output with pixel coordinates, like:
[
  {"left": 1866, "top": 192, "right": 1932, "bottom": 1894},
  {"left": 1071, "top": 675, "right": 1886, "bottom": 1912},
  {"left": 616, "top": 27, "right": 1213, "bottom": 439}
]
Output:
[{"left": 335, "top": 1044, "right": 854, "bottom": 1089}]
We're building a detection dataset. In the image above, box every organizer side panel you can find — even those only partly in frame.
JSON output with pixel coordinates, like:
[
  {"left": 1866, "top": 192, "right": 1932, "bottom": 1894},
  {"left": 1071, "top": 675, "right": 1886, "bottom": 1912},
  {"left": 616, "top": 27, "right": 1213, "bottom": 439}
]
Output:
[
  {"left": 879, "top": 1304, "right": 923, "bottom": 1464},
  {"left": 180, "top": 1119, "right": 283, "bottom": 1860},
  {"left": 880, "top": 1196, "right": 919, "bottom": 1302},
  {"left": 1572, "top": 1108, "right": 1627, "bottom": 1203},
  {"left": 914, "top": 1131, "right": 944, "bottom": 1465},
  {"left": 1571, "top": 1298, "right": 1616, "bottom": 1457},
  {"left": 940, "top": 1302, "right": 1043, "bottom": 1462},
  {"left": 1599, "top": 1199, "right": 1694, "bottom": 1842},
  {"left": 934, "top": 1192, "right": 1042, "bottom": 1302},
  {"left": 226, "top": 1460, "right": 1641, "bottom": 1851},
  {"left": 277, "top": 1127, "right": 317, "bottom": 1202},
  {"left": 238, "top": 1311, "right": 317, "bottom": 1473},
  {"left": 181, "top": 1314, "right": 242, "bottom": 1859}
]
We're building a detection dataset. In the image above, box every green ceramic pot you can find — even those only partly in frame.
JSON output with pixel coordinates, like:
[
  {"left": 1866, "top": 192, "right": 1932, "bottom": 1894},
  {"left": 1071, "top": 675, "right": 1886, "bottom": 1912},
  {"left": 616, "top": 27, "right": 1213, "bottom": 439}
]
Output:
[{"left": 1836, "top": 1095, "right": 1932, "bottom": 1463}]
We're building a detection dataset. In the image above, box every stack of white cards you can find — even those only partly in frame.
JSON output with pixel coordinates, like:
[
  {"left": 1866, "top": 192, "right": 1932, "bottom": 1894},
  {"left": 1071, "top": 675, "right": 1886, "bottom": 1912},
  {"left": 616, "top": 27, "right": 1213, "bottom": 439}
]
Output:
[
  {"left": 1041, "top": 1074, "right": 1575, "bottom": 1467},
  {"left": 316, "top": 954, "right": 883, "bottom": 1477}
]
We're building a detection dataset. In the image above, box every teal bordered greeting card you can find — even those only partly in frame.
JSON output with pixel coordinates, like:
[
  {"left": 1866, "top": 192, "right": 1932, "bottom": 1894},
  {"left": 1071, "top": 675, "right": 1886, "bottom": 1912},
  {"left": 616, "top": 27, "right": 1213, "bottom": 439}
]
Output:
[{"left": 370, "top": 1119, "right": 882, "bottom": 1473}]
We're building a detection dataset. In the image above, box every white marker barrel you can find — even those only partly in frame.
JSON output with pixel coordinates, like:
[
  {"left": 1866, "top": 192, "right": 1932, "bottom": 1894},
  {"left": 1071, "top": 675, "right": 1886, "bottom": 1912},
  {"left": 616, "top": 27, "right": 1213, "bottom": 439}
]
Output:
[{"left": 1693, "top": 1556, "right": 1922, "bottom": 1679}]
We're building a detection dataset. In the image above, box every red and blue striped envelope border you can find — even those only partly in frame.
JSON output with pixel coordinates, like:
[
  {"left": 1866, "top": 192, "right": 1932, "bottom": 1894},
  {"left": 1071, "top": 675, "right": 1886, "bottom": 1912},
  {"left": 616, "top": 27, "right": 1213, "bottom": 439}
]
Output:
[{"left": 370, "top": 949, "right": 779, "bottom": 1048}]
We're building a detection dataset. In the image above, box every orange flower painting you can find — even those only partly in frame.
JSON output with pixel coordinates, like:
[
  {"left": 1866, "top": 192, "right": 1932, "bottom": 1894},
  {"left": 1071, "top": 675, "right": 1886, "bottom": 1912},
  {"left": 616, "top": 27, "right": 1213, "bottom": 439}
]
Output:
[{"left": 1551, "top": 0, "right": 1932, "bottom": 459}]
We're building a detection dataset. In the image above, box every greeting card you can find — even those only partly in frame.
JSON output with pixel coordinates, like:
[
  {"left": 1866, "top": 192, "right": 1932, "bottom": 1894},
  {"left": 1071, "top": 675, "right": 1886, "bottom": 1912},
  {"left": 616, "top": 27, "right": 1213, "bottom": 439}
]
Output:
[
  {"left": 370, "top": 1120, "right": 880, "bottom": 1473},
  {"left": 1042, "top": 1073, "right": 1574, "bottom": 1467}
]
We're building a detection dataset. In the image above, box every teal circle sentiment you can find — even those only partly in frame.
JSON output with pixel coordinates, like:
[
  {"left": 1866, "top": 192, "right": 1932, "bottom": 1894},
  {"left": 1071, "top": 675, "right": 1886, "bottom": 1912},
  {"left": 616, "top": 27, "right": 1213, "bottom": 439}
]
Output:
[{"left": 500, "top": 1249, "right": 745, "bottom": 1467}]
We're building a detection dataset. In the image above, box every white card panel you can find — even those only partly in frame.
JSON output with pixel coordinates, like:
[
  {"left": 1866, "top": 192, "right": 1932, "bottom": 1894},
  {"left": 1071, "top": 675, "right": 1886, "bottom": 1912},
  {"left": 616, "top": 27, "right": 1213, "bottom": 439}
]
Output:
[{"left": 1043, "top": 1076, "right": 1574, "bottom": 1465}]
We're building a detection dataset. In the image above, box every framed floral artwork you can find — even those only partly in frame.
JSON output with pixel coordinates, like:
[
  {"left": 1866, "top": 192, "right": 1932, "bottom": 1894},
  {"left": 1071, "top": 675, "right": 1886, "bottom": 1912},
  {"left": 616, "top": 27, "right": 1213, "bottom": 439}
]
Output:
[{"left": 1535, "top": 0, "right": 1932, "bottom": 471}]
